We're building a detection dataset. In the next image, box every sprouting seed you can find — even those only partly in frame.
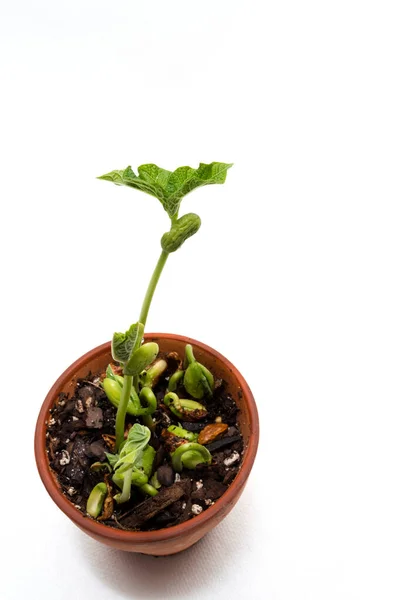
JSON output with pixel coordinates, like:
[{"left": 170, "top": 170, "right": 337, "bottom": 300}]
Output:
[{"left": 87, "top": 483, "right": 107, "bottom": 518}]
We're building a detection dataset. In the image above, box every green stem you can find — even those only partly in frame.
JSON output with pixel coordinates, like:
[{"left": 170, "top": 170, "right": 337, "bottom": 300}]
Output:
[
  {"left": 123, "top": 220, "right": 175, "bottom": 426},
  {"left": 185, "top": 344, "right": 195, "bottom": 365},
  {"left": 115, "top": 375, "right": 133, "bottom": 450},
  {"left": 116, "top": 467, "right": 133, "bottom": 503},
  {"left": 139, "top": 250, "right": 169, "bottom": 327},
  {"left": 138, "top": 212, "right": 178, "bottom": 331},
  {"left": 142, "top": 414, "right": 155, "bottom": 431},
  {"left": 116, "top": 247, "right": 170, "bottom": 442},
  {"left": 115, "top": 220, "right": 177, "bottom": 443},
  {"left": 139, "top": 483, "right": 158, "bottom": 497}
]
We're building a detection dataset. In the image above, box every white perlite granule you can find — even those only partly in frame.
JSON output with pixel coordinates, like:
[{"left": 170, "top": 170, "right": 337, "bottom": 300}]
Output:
[
  {"left": 191, "top": 504, "right": 203, "bottom": 515},
  {"left": 223, "top": 451, "right": 240, "bottom": 467},
  {"left": 59, "top": 450, "right": 70, "bottom": 466},
  {"left": 195, "top": 480, "right": 203, "bottom": 490}
]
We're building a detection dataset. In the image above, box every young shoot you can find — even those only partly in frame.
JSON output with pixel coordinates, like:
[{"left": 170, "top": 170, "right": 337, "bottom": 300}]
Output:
[
  {"left": 99, "top": 162, "right": 231, "bottom": 447},
  {"left": 167, "top": 368, "right": 184, "bottom": 392},
  {"left": 87, "top": 483, "right": 107, "bottom": 518},
  {"left": 171, "top": 442, "right": 212, "bottom": 473},
  {"left": 139, "top": 483, "right": 159, "bottom": 497},
  {"left": 103, "top": 366, "right": 157, "bottom": 416},
  {"left": 150, "top": 471, "right": 162, "bottom": 490},
  {"left": 183, "top": 344, "right": 214, "bottom": 399},
  {"left": 167, "top": 424, "right": 199, "bottom": 442},
  {"left": 103, "top": 366, "right": 156, "bottom": 417},
  {"left": 101, "top": 423, "right": 156, "bottom": 506},
  {"left": 164, "top": 392, "right": 207, "bottom": 421},
  {"left": 140, "top": 359, "right": 168, "bottom": 388},
  {"left": 109, "top": 324, "right": 159, "bottom": 449}
]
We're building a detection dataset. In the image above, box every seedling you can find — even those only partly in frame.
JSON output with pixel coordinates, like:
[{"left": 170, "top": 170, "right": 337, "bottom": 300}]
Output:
[
  {"left": 106, "top": 423, "right": 157, "bottom": 503},
  {"left": 139, "top": 359, "right": 168, "bottom": 388},
  {"left": 183, "top": 344, "right": 214, "bottom": 399},
  {"left": 87, "top": 483, "right": 107, "bottom": 518},
  {"left": 98, "top": 162, "right": 231, "bottom": 450},
  {"left": 84, "top": 162, "right": 233, "bottom": 514},
  {"left": 171, "top": 442, "right": 212, "bottom": 472},
  {"left": 167, "top": 424, "right": 199, "bottom": 442},
  {"left": 164, "top": 392, "right": 207, "bottom": 420},
  {"left": 40, "top": 159, "right": 255, "bottom": 536}
]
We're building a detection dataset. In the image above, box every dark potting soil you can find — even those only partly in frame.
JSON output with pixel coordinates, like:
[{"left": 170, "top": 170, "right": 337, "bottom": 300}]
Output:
[{"left": 46, "top": 352, "right": 244, "bottom": 531}]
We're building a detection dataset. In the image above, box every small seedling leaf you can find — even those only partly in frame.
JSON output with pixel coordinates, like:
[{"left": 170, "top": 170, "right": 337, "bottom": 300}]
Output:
[
  {"left": 111, "top": 322, "right": 144, "bottom": 364},
  {"left": 99, "top": 162, "right": 232, "bottom": 218}
]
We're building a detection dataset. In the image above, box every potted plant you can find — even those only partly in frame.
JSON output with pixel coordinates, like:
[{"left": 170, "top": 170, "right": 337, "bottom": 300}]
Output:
[{"left": 35, "top": 162, "right": 259, "bottom": 555}]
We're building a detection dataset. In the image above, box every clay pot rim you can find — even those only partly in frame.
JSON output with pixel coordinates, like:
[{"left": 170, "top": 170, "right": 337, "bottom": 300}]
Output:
[{"left": 35, "top": 333, "right": 259, "bottom": 545}]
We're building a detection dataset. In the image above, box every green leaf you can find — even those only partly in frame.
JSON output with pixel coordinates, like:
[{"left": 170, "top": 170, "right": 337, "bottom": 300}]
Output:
[
  {"left": 137, "top": 445, "right": 156, "bottom": 477},
  {"left": 165, "top": 162, "right": 232, "bottom": 217},
  {"left": 98, "top": 162, "right": 233, "bottom": 218},
  {"left": 97, "top": 170, "right": 125, "bottom": 184},
  {"left": 105, "top": 452, "right": 119, "bottom": 468},
  {"left": 124, "top": 165, "right": 168, "bottom": 200},
  {"left": 111, "top": 322, "right": 144, "bottom": 364},
  {"left": 126, "top": 422, "right": 151, "bottom": 447},
  {"left": 114, "top": 423, "right": 151, "bottom": 470}
]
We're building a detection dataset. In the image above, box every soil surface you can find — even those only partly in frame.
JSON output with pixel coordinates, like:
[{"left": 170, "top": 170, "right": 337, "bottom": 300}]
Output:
[{"left": 46, "top": 352, "right": 243, "bottom": 531}]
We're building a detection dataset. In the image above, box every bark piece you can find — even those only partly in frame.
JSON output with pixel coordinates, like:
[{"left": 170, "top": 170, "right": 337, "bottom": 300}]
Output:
[
  {"left": 120, "top": 480, "right": 191, "bottom": 529},
  {"left": 202, "top": 479, "right": 227, "bottom": 501},
  {"left": 181, "top": 421, "right": 204, "bottom": 432},
  {"left": 204, "top": 434, "right": 241, "bottom": 453}
]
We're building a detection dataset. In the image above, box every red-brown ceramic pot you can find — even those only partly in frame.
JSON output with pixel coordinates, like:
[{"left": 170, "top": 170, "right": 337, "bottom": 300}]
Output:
[{"left": 35, "top": 334, "right": 259, "bottom": 555}]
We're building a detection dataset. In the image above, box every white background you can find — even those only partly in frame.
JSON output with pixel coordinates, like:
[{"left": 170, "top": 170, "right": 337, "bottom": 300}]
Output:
[{"left": 1, "top": 1, "right": 399, "bottom": 598}]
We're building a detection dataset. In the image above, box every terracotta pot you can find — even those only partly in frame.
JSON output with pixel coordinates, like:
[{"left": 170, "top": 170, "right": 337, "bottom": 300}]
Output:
[{"left": 35, "top": 333, "right": 259, "bottom": 555}]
